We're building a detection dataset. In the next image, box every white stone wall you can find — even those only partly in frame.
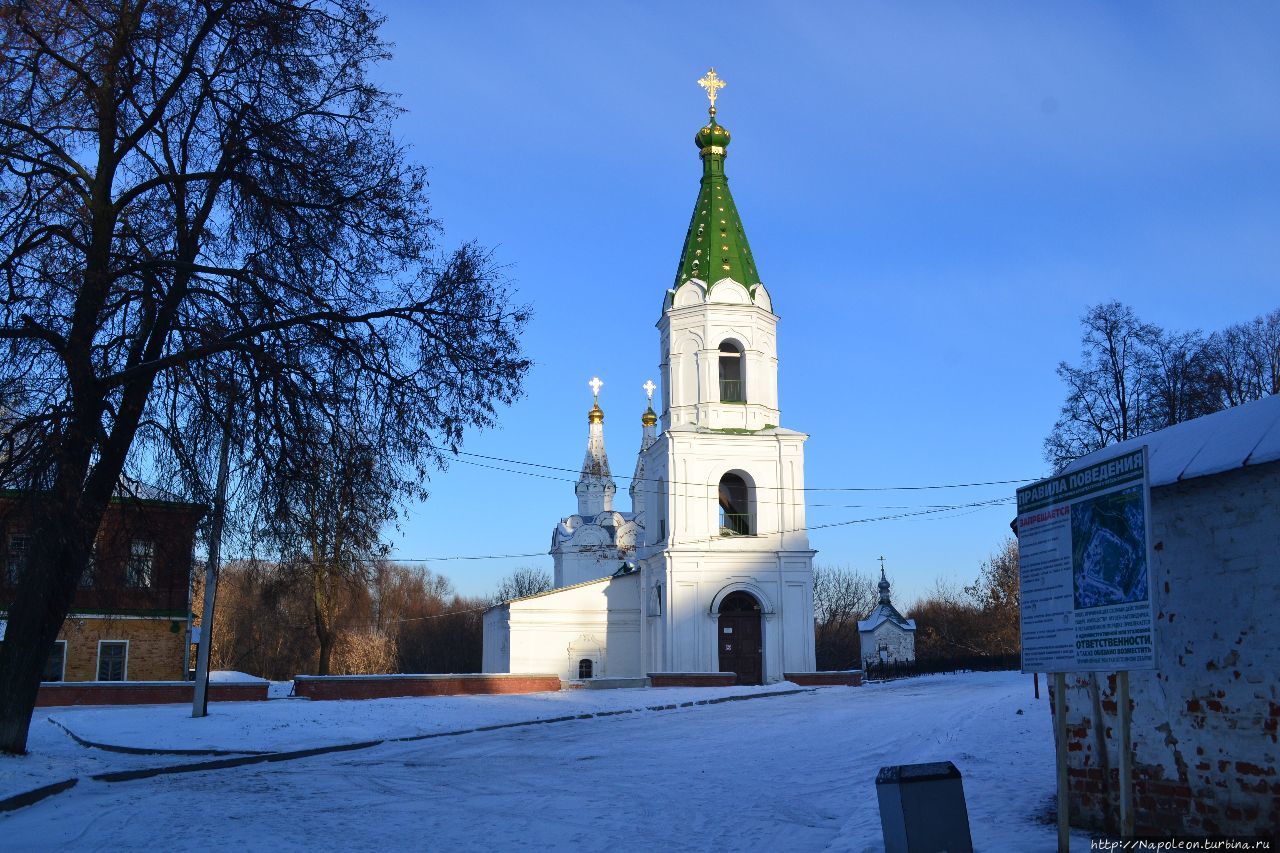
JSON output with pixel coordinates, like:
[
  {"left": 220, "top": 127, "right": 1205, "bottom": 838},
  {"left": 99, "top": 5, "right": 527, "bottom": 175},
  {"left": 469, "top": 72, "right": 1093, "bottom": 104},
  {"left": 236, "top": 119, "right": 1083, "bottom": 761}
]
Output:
[
  {"left": 859, "top": 621, "right": 916, "bottom": 665},
  {"left": 1057, "top": 461, "right": 1280, "bottom": 837},
  {"left": 639, "top": 549, "right": 815, "bottom": 681},
  {"left": 482, "top": 573, "right": 642, "bottom": 683},
  {"left": 639, "top": 429, "right": 811, "bottom": 552}
]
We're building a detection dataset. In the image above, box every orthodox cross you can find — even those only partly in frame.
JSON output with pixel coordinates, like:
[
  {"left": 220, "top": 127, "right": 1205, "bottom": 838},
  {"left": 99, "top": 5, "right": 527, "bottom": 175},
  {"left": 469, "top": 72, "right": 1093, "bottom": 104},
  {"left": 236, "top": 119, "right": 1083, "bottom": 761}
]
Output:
[
  {"left": 697, "top": 67, "right": 726, "bottom": 111},
  {"left": 878, "top": 555, "right": 886, "bottom": 575},
  {"left": 643, "top": 379, "right": 656, "bottom": 402},
  {"left": 589, "top": 376, "right": 603, "bottom": 400}
]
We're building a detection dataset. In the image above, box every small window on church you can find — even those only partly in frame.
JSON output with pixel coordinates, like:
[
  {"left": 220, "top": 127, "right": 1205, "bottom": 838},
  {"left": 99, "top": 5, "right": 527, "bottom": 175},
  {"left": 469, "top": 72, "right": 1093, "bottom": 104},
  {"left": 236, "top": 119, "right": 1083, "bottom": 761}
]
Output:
[
  {"left": 656, "top": 477, "right": 667, "bottom": 543},
  {"left": 578, "top": 658, "right": 593, "bottom": 679},
  {"left": 718, "top": 472, "right": 753, "bottom": 536},
  {"left": 718, "top": 341, "right": 745, "bottom": 403}
]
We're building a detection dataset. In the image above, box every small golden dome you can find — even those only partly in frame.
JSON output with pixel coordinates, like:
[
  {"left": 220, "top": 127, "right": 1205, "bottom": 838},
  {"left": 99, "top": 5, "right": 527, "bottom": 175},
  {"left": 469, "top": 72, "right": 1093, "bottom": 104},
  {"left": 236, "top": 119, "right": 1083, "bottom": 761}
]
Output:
[
  {"left": 641, "top": 406, "right": 657, "bottom": 427},
  {"left": 588, "top": 402, "right": 604, "bottom": 424}
]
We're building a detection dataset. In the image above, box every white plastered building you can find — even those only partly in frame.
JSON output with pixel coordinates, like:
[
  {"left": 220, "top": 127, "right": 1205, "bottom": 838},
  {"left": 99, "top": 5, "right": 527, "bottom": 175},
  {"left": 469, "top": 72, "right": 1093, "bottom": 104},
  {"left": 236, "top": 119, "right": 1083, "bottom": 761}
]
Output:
[
  {"left": 483, "top": 86, "right": 818, "bottom": 685},
  {"left": 858, "top": 568, "right": 917, "bottom": 666}
]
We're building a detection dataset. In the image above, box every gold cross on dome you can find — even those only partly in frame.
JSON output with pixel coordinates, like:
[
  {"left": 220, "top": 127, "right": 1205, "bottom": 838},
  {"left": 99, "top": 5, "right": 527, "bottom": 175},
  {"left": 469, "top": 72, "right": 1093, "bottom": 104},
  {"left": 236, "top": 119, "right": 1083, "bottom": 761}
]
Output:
[
  {"left": 697, "top": 67, "right": 726, "bottom": 110},
  {"left": 643, "top": 379, "right": 656, "bottom": 401},
  {"left": 589, "top": 376, "right": 603, "bottom": 399}
]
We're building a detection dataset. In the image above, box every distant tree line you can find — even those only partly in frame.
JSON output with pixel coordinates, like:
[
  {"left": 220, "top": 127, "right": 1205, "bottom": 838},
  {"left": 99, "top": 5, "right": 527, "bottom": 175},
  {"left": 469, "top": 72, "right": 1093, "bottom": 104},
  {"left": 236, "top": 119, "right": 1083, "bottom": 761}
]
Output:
[
  {"left": 1045, "top": 302, "right": 1279, "bottom": 470},
  {"left": 908, "top": 538, "right": 1020, "bottom": 662},
  {"left": 198, "top": 564, "right": 550, "bottom": 680}
]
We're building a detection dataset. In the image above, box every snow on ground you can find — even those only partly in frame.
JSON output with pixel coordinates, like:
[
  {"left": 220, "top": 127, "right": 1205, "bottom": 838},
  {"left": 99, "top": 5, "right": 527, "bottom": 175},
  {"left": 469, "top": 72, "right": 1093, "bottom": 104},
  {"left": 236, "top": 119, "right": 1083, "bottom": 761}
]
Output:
[
  {"left": 48, "top": 680, "right": 800, "bottom": 752},
  {"left": 1, "top": 681, "right": 799, "bottom": 799},
  {"left": 267, "top": 681, "right": 294, "bottom": 699},
  {"left": 2, "top": 672, "right": 1095, "bottom": 851}
]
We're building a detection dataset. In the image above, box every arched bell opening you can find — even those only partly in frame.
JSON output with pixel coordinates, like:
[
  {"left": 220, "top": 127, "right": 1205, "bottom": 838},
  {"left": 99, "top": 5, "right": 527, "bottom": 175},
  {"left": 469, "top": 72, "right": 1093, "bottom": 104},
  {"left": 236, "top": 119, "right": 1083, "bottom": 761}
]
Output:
[
  {"left": 718, "top": 340, "right": 745, "bottom": 403},
  {"left": 717, "top": 471, "right": 754, "bottom": 536}
]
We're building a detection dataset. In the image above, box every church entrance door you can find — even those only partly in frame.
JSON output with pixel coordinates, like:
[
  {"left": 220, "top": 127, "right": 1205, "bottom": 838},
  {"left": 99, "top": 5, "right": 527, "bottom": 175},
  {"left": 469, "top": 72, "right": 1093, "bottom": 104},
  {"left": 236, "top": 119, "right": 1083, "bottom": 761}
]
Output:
[{"left": 717, "top": 591, "right": 763, "bottom": 685}]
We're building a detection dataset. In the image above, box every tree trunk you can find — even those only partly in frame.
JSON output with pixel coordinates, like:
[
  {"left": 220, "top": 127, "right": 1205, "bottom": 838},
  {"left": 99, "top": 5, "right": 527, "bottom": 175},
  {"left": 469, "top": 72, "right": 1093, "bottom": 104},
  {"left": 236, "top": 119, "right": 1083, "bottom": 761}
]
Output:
[
  {"left": 0, "top": 490, "right": 101, "bottom": 753},
  {"left": 313, "top": 556, "right": 336, "bottom": 676}
]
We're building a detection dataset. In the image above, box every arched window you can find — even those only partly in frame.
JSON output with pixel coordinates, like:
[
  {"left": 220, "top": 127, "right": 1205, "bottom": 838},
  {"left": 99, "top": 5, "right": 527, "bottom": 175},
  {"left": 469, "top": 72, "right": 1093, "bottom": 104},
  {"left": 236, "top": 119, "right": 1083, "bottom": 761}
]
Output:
[
  {"left": 578, "top": 658, "right": 594, "bottom": 679},
  {"left": 718, "top": 472, "right": 753, "bottom": 536},
  {"left": 718, "top": 340, "right": 745, "bottom": 403}
]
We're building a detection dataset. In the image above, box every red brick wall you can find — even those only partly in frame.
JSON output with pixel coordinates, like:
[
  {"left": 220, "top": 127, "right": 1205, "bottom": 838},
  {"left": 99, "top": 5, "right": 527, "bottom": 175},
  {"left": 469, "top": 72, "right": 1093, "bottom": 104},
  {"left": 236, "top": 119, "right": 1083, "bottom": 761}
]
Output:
[
  {"left": 785, "top": 671, "right": 862, "bottom": 686},
  {"left": 36, "top": 681, "right": 266, "bottom": 706},
  {"left": 0, "top": 494, "right": 202, "bottom": 616},
  {"left": 293, "top": 674, "right": 562, "bottom": 700},
  {"left": 647, "top": 673, "right": 737, "bottom": 688},
  {"left": 1054, "top": 463, "right": 1280, "bottom": 839}
]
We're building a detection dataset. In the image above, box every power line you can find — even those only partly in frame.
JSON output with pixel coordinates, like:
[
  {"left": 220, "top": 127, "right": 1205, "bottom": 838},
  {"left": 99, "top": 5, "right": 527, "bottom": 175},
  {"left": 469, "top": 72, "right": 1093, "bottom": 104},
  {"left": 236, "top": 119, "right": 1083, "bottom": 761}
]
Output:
[
  {"left": 450, "top": 455, "right": 1020, "bottom": 511},
  {"left": 219, "top": 495, "right": 1012, "bottom": 566},
  {"left": 454, "top": 449, "right": 1034, "bottom": 492}
]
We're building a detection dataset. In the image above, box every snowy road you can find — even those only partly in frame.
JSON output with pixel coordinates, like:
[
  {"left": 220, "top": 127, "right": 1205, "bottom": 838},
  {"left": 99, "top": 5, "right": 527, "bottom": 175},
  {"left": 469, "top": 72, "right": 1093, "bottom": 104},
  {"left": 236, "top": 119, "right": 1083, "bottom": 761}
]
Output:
[{"left": 3, "top": 673, "right": 1089, "bottom": 851}]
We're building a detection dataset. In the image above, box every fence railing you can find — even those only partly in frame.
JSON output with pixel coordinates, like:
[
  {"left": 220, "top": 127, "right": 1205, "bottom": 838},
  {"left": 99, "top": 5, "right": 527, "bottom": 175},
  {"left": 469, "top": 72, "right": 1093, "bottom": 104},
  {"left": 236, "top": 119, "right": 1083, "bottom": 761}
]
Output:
[
  {"left": 719, "top": 379, "right": 745, "bottom": 403},
  {"left": 862, "top": 653, "right": 1021, "bottom": 682},
  {"left": 718, "top": 513, "right": 753, "bottom": 536}
]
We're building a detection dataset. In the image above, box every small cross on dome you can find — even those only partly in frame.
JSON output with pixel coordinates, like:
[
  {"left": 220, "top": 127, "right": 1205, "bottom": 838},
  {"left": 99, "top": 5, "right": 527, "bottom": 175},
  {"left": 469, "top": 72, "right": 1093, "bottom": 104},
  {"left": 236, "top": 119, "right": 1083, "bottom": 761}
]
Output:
[
  {"left": 643, "top": 379, "right": 656, "bottom": 401},
  {"left": 589, "top": 376, "right": 603, "bottom": 399}
]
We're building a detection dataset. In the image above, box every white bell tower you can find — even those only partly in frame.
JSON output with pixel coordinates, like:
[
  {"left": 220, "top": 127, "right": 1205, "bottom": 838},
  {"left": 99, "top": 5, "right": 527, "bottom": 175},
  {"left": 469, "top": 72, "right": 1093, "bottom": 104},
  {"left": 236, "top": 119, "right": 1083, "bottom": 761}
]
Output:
[{"left": 636, "top": 69, "right": 816, "bottom": 684}]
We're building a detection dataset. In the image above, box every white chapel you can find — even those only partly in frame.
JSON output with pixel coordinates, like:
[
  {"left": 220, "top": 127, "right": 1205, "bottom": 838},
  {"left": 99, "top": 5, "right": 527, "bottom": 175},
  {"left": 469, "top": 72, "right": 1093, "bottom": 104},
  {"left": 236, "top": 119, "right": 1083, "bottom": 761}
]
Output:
[{"left": 483, "top": 70, "right": 817, "bottom": 685}]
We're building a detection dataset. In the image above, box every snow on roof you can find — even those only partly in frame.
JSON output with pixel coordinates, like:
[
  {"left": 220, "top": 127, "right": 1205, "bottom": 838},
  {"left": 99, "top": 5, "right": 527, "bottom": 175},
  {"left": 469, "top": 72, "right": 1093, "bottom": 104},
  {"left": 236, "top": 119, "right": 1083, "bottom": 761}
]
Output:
[
  {"left": 209, "top": 670, "right": 268, "bottom": 684},
  {"left": 1062, "top": 395, "right": 1280, "bottom": 489},
  {"left": 857, "top": 604, "right": 917, "bottom": 634}
]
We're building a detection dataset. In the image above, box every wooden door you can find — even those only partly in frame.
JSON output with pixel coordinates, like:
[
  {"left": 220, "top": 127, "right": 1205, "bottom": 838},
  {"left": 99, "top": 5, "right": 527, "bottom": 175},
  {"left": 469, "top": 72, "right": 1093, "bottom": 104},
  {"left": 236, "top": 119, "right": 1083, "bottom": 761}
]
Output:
[{"left": 717, "top": 592, "right": 763, "bottom": 685}]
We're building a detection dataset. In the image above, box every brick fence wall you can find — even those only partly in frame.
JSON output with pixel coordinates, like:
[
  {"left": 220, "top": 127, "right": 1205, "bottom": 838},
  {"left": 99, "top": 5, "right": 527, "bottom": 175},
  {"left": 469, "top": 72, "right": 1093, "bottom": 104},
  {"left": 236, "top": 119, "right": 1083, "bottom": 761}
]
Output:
[
  {"left": 293, "top": 673, "right": 562, "bottom": 700},
  {"left": 36, "top": 681, "right": 266, "bottom": 706},
  {"left": 1056, "top": 462, "right": 1279, "bottom": 838}
]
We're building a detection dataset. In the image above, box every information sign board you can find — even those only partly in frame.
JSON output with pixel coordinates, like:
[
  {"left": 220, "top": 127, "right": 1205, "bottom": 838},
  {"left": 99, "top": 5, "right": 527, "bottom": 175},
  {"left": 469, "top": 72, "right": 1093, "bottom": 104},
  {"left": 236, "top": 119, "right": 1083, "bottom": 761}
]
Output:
[{"left": 1016, "top": 446, "right": 1155, "bottom": 673}]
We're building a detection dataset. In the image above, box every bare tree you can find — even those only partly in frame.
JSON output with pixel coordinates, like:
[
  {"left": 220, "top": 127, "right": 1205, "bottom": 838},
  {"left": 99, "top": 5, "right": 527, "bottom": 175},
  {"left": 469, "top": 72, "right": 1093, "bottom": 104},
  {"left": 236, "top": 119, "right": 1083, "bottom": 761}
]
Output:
[
  {"left": 1045, "top": 302, "right": 1158, "bottom": 470},
  {"left": 963, "top": 537, "right": 1020, "bottom": 656},
  {"left": 1046, "top": 302, "right": 1278, "bottom": 471},
  {"left": 1205, "top": 309, "right": 1280, "bottom": 407},
  {"left": 1142, "top": 328, "right": 1216, "bottom": 430},
  {"left": 0, "top": 1, "right": 529, "bottom": 753},
  {"left": 264, "top": 405, "right": 400, "bottom": 676},
  {"left": 812, "top": 564, "right": 876, "bottom": 670},
  {"left": 493, "top": 567, "right": 552, "bottom": 603}
]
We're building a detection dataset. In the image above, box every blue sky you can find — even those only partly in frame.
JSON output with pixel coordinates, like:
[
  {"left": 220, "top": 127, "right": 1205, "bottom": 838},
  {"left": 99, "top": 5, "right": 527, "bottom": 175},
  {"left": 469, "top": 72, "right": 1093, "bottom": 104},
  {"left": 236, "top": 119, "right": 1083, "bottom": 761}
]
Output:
[{"left": 370, "top": 1, "right": 1280, "bottom": 603}]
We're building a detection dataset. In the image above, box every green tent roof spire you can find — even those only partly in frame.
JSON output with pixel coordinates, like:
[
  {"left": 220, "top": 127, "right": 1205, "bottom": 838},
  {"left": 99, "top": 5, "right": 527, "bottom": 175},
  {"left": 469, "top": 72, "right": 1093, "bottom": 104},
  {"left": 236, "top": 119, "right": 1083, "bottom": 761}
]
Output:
[{"left": 673, "top": 68, "right": 761, "bottom": 292}]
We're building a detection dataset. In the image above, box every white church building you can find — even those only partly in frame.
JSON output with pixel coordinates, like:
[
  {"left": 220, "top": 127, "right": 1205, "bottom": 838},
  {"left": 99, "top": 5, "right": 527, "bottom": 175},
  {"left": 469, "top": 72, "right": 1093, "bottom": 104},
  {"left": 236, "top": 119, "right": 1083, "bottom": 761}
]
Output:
[{"left": 483, "top": 71, "right": 818, "bottom": 686}]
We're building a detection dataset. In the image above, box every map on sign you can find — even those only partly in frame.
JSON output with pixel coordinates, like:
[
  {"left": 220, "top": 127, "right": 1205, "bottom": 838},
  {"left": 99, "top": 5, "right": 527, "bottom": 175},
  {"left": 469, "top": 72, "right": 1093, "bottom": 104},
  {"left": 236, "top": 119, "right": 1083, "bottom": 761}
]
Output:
[
  {"left": 1071, "top": 485, "right": 1148, "bottom": 610},
  {"left": 1015, "top": 446, "right": 1156, "bottom": 673}
]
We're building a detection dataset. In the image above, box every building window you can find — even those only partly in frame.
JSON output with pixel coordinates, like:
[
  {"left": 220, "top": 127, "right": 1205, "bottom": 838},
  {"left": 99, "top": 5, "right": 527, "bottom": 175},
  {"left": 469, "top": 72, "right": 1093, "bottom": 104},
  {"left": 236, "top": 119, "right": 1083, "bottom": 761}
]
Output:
[
  {"left": 43, "top": 641, "right": 66, "bottom": 682},
  {"left": 655, "top": 477, "right": 668, "bottom": 543},
  {"left": 6, "top": 533, "right": 28, "bottom": 584},
  {"left": 97, "top": 641, "right": 128, "bottom": 681},
  {"left": 718, "top": 340, "right": 745, "bottom": 403},
  {"left": 718, "top": 472, "right": 753, "bottom": 536},
  {"left": 126, "top": 539, "right": 154, "bottom": 588},
  {"left": 578, "top": 658, "right": 594, "bottom": 679}
]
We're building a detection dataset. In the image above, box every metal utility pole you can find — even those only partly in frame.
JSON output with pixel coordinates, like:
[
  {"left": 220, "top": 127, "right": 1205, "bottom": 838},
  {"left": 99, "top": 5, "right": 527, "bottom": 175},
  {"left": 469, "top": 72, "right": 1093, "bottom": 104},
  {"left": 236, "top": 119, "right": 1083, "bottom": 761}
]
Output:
[{"left": 193, "top": 383, "right": 236, "bottom": 718}]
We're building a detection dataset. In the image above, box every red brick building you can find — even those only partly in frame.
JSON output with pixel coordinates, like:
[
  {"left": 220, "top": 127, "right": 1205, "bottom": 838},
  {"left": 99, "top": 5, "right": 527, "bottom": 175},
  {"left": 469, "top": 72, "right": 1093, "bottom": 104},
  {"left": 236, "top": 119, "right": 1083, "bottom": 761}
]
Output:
[{"left": 0, "top": 487, "right": 204, "bottom": 682}]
